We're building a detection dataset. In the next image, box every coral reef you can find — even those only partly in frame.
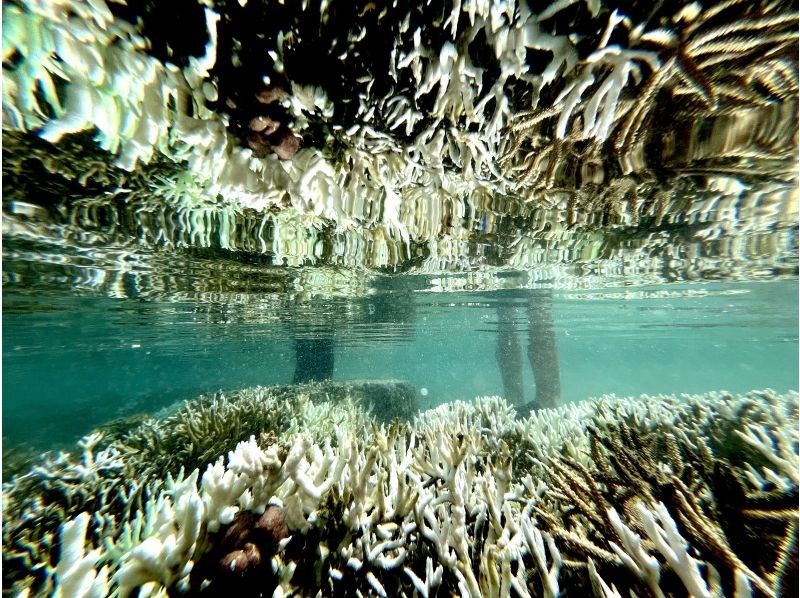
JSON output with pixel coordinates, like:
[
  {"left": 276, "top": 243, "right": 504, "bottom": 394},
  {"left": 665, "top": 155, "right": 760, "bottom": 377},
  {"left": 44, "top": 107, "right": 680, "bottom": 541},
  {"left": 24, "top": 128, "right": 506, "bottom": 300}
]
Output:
[
  {"left": 3, "top": 5, "right": 797, "bottom": 598},
  {"left": 4, "top": 151, "right": 796, "bottom": 289},
  {"left": 115, "top": 380, "right": 415, "bottom": 474},
  {"left": 502, "top": 0, "right": 798, "bottom": 189},
  {"left": 3, "top": 388, "right": 797, "bottom": 596},
  {"left": 1, "top": 382, "right": 371, "bottom": 593}
]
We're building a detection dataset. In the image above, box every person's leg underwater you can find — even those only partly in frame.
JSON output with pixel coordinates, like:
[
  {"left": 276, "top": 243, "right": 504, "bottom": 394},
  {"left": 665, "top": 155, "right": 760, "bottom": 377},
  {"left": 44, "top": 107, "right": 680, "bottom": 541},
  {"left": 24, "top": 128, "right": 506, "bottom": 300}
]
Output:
[
  {"left": 495, "top": 302, "right": 524, "bottom": 407},
  {"left": 526, "top": 289, "right": 561, "bottom": 411}
]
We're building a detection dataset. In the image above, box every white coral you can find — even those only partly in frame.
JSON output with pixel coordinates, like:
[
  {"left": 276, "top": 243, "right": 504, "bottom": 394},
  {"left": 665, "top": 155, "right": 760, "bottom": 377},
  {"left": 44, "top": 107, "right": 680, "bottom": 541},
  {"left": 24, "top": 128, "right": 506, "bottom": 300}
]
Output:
[
  {"left": 53, "top": 513, "right": 109, "bottom": 598},
  {"left": 38, "top": 390, "right": 799, "bottom": 597},
  {"left": 112, "top": 471, "right": 204, "bottom": 596},
  {"left": 609, "top": 502, "right": 719, "bottom": 598}
]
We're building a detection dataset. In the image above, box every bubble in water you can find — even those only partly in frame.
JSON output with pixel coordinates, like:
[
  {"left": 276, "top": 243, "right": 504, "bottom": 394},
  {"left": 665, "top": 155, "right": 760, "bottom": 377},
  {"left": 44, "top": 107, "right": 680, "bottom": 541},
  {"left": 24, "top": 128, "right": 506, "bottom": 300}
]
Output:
[{"left": 420, "top": 388, "right": 429, "bottom": 397}]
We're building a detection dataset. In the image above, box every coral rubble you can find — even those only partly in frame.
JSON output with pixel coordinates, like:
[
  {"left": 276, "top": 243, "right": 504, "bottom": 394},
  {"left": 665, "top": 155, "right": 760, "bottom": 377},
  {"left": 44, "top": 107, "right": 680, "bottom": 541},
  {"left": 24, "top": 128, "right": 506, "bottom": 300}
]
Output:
[{"left": 3, "top": 388, "right": 797, "bottom": 596}]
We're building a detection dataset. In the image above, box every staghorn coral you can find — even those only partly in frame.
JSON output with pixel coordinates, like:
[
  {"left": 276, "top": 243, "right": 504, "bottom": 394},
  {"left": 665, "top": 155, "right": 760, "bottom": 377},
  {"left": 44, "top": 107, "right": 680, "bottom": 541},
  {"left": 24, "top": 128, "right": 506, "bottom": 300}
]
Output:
[
  {"left": 1, "top": 382, "right": 374, "bottom": 595},
  {"left": 524, "top": 391, "right": 799, "bottom": 597},
  {"left": 502, "top": 0, "right": 798, "bottom": 191},
  {"left": 4, "top": 388, "right": 797, "bottom": 596},
  {"left": 1, "top": 432, "right": 149, "bottom": 596},
  {"left": 5, "top": 118, "right": 796, "bottom": 287},
  {"left": 3, "top": 0, "right": 797, "bottom": 284}
]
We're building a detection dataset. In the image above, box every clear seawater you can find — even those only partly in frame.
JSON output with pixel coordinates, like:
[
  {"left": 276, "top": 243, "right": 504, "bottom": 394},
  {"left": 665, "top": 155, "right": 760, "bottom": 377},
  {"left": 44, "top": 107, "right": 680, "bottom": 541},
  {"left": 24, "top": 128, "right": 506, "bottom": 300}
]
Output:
[
  {"left": 3, "top": 275, "right": 797, "bottom": 452},
  {"left": 3, "top": 2, "right": 800, "bottom": 596}
]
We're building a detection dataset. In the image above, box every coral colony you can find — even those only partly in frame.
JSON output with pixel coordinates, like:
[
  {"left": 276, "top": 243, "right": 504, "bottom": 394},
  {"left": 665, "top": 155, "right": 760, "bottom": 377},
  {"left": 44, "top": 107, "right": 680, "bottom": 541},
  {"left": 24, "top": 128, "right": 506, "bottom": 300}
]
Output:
[
  {"left": 3, "top": 389, "right": 798, "bottom": 596},
  {"left": 2, "top": 0, "right": 798, "bottom": 596}
]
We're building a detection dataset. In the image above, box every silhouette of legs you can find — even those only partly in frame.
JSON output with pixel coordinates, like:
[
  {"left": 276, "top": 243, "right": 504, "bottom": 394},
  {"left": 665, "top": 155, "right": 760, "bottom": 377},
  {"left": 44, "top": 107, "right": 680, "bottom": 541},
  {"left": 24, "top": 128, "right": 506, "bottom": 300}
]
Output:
[
  {"left": 527, "top": 289, "right": 560, "bottom": 410},
  {"left": 495, "top": 303, "right": 524, "bottom": 407},
  {"left": 496, "top": 290, "right": 561, "bottom": 415}
]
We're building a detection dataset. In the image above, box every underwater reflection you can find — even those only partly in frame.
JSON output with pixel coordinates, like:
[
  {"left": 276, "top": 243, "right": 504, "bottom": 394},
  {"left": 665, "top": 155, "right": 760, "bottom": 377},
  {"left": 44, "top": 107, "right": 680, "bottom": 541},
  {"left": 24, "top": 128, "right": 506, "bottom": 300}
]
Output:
[{"left": 290, "top": 286, "right": 418, "bottom": 384}]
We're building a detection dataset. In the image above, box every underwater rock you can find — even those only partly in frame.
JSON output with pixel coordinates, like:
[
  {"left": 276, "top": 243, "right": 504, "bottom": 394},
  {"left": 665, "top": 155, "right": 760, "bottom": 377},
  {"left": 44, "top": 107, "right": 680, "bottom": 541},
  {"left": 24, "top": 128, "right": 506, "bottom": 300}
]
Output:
[
  {"left": 248, "top": 116, "right": 280, "bottom": 135},
  {"left": 270, "top": 127, "right": 301, "bottom": 160},
  {"left": 255, "top": 85, "right": 289, "bottom": 106},
  {"left": 219, "top": 511, "right": 259, "bottom": 551},
  {"left": 193, "top": 506, "right": 290, "bottom": 594},
  {"left": 245, "top": 132, "right": 271, "bottom": 157},
  {"left": 220, "top": 542, "right": 262, "bottom": 576},
  {"left": 254, "top": 506, "right": 290, "bottom": 547}
]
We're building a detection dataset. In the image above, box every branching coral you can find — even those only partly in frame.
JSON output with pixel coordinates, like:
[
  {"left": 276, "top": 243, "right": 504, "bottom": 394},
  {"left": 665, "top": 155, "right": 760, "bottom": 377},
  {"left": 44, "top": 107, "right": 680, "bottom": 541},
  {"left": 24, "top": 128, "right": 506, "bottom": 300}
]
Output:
[
  {"left": 4, "top": 389, "right": 797, "bottom": 597},
  {"left": 503, "top": 0, "right": 798, "bottom": 191},
  {"left": 526, "top": 390, "right": 799, "bottom": 597},
  {"left": 1, "top": 382, "right": 374, "bottom": 595},
  {"left": 2, "top": 433, "right": 140, "bottom": 595},
  {"left": 615, "top": 1, "right": 798, "bottom": 154}
]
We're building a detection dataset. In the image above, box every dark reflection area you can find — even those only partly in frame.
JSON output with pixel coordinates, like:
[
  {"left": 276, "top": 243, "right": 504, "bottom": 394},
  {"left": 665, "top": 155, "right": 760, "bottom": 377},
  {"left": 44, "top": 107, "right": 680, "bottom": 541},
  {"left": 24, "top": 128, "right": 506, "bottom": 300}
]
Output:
[
  {"left": 293, "top": 336, "right": 335, "bottom": 383},
  {"left": 494, "top": 289, "right": 561, "bottom": 414},
  {"left": 289, "top": 281, "right": 417, "bottom": 384}
]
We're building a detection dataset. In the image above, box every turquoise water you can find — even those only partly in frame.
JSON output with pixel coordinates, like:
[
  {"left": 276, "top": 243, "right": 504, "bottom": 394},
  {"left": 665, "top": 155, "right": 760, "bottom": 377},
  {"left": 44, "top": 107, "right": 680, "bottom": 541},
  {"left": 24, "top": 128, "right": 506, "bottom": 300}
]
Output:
[
  {"left": 4, "top": 277, "right": 796, "bottom": 450},
  {"left": 3, "top": 0, "right": 799, "bottom": 595}
]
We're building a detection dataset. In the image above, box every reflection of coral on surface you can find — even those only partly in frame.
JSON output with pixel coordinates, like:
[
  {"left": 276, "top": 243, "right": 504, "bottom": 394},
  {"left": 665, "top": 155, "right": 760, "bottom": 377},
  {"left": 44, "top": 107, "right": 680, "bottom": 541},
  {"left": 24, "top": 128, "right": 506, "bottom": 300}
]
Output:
[
  {"left": 3, "top": 388, "right": 797, "bottom": 596},
  {"left": 2, "top": 0, "right": 797, "bottom": 285},
  {"left": 3, "top": 0, "right": 796, "bottom": 227},
  {"left": 504, "top": 0, "right": 798, "bottom": 190},
  {"left": 243, "top": 84, "right": 301, "bottom": 160}
]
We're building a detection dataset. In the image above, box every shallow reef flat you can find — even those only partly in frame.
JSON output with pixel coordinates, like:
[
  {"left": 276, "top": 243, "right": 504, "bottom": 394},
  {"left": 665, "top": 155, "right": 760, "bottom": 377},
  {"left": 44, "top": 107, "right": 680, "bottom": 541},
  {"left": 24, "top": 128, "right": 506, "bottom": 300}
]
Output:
[{"left": 3, "top": 387, "right": 797, "bottom": 597}]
